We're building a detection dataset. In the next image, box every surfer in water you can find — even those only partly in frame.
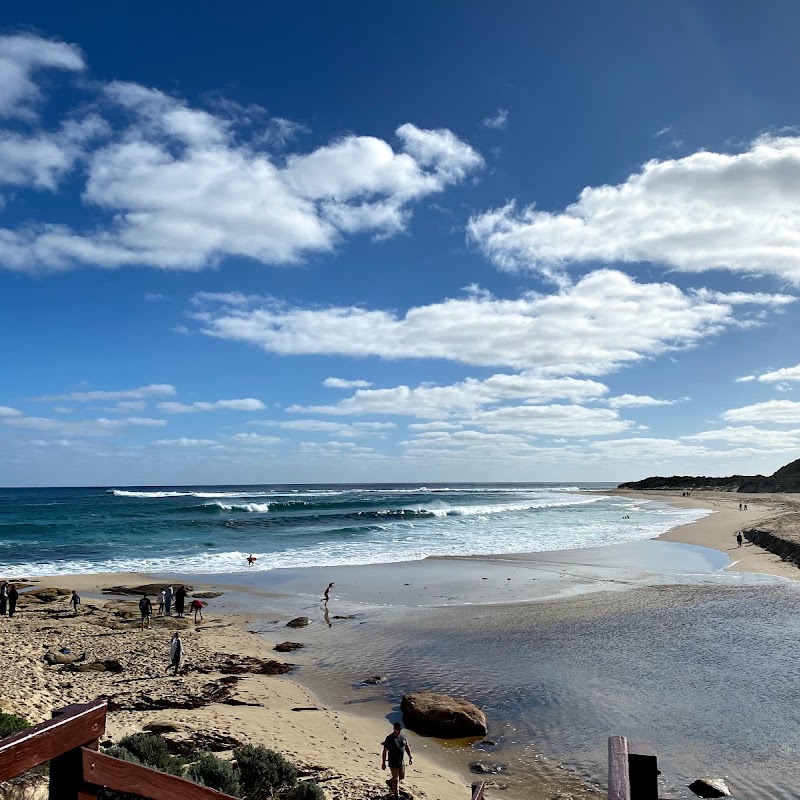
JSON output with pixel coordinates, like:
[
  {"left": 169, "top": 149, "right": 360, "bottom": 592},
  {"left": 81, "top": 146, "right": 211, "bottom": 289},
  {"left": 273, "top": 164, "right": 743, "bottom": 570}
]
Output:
[{"left": 246, "top": 554, "right": 257, "bottom": 567}]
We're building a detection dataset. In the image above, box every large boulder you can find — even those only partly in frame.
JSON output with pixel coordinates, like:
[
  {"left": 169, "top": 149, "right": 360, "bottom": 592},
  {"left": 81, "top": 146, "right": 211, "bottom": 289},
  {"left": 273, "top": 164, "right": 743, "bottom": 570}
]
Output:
[
  {"left": 401, "top": 691, "right": 487, "bottom": 738},
  {"left": 286, "top": 616, "right": 310, "bottom": 628},
  {"left": 44, "top": 651, "right": 85, "bottom": 666},
  {"left": 688, "top": 778, "right": 731, "bottom": 798}
]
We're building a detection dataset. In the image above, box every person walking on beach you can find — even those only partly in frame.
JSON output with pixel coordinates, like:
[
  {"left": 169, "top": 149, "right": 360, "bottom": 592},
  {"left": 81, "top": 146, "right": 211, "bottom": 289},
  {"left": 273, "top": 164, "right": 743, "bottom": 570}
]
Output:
[
  {"left": 382, "top": 721, "right": 412, "bottom": 798},
  {"left": 323, "top": 582, "right": 334, "bottom": 604},
  {"left": 168, "top": 631, "right": 183, "bottom": 674},
  {"left": 0, "top": 582, "right": 7, "bottom": 617},
  {"left": 190, "top": 598, "right": 204, "bottom": 623},
  {"left": 7, "top": 584, "right": 18, "bottom": 618},
  {"left": 175, "top": 585, "right": 187, "bottom": 618},
  {"left": 139, "top": 593, "right": 153, "bottom": 630},
  {"left": 164, "top": 585, "right": 173, "bottom": 616},
  {"left": 739, "top": 502, "right": 742, "bottom": 511},
  {"left": 70, "top": 590, "right": 81, "bottom": 614},
  {"left": 158, "top": 589, "right": 165, "bottom": 616},
  {"left": 737, "top": 531, "right": 743, "bottom": 548}
]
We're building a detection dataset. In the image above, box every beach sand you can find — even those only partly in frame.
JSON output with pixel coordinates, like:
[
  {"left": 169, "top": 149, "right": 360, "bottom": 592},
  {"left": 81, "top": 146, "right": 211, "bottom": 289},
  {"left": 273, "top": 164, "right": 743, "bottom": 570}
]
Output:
[{"left": 4, "top": 491, "right": 800, "bottom": 800}]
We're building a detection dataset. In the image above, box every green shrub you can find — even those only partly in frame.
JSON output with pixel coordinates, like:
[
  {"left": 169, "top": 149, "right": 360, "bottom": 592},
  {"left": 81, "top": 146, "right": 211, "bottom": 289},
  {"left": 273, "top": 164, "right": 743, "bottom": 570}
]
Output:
[
  {"left": 117, "top": 733, "right": 184, "bottom": 775},
  {"left": 188, "top": 752, "right": 242, "bottom": 796},
  {"left": 288, "top": 781, "right": 326, "bottom": 800},
  {"left": 0, "top": 711, "right": 30, "bottom": 739},
  {"left": 235, "top": 744, "right": 298, "bottom": 798}
]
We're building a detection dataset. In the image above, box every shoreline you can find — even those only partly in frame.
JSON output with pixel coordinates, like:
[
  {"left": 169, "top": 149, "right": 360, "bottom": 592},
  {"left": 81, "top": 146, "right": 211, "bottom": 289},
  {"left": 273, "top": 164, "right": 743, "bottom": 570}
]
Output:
[{"left": 5, "top": 490, "right": 800, "bottom": 799}]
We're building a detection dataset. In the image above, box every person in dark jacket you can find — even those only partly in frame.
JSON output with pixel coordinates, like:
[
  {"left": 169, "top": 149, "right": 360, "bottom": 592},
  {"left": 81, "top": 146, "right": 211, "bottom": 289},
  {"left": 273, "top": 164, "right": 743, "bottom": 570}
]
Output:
[
  {"left": 0, "top": 582, "right": 7, "bottom": 617},
  {"left": 7, "top": 584, "right": 19, "bottom": 618},
  {"left": 175, "top": 586, "right": 187, "bottom": 618}
]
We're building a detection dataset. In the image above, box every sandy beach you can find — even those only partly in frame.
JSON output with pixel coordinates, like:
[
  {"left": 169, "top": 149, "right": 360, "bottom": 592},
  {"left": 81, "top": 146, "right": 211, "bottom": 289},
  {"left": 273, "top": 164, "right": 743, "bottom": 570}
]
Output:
[{"left": 3, "top": 490, "right": 800, "bottom": 800}]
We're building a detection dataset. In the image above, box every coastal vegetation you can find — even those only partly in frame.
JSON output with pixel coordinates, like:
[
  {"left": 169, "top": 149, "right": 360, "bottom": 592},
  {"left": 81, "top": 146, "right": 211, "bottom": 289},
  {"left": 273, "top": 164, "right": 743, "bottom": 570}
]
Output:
[{"left": 619, "top": 456, "right": 800, "bottom": 492}]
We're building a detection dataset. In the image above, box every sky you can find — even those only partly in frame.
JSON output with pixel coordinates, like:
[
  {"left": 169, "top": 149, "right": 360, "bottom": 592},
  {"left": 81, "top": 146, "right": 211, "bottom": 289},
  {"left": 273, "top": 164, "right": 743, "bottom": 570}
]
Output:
[{"left": 3, "top": 1, "right": 800, "bottom": 486}]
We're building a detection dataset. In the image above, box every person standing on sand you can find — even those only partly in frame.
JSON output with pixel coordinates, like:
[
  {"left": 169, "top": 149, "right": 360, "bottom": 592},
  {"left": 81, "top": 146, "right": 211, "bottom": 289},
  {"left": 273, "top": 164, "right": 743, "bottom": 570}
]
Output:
[
  {"left": 190, "top": 598, "right": 204, "bottom": 623},
  {"left": 737, "top": 531, "right": 743, "bottom": 548},
  {"left": 158, "top": 589, "right": 165, "bottom": 616},
  {"left": 70, "top": 590, "right": 81, "bottom": 614},
  {"left": 139, "top": 593, "right": 153, "bottom": 630},
  {"left": 0, "top": 582, "right": 7, "bottom": 617},
  {"left": 175, "top": 585, "right": 187, "bottom": 618},
  {"left": 323, "top": 582, "right": 334, "bottom": 604},
  {"left": 168, "top": 631, "right": 183, "bottom": 674},
  {"left": 164, "top": 585, "right": 173, "bottom": 616},
  {"left": 382, "top": 721, "right": 412, "bottom": 798},
  {"left": 7, "top": 584, "right": 18, "bottom": 618}
]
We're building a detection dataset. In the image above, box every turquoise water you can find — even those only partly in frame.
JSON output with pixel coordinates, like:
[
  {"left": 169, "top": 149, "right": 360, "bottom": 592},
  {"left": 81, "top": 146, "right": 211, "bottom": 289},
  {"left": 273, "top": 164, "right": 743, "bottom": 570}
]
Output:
[{"left": 0, "top": 483, "right": 708, "bottom": 576}]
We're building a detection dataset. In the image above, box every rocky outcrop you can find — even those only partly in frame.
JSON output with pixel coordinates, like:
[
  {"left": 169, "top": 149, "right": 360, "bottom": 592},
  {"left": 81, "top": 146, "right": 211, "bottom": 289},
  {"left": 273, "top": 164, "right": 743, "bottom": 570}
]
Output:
[
  {"left": 688, "top": 777, "right": 731, "bottom": 798},
  {"left": 274, "top": 642, "right": 304, "bottom": 652},
  {"left": 619, "top": 456, "right": 800, "bottom": 492},
  {"left": 44, "top": 650, "right": 85, "bottom": 666},
  {"left": 63, "top": 658, "right": 123, "bottom": 673},
  {"left": 286, "top": 616, "right": 310, "bottom": 628},
  {"left": 400, "top": 691, "right": 487, "bottom": 738},
  {"left": 744, "top": 528, "right": 800, "bottom": 566},
  {"left": 102, "top": 584, "right": 193, "bottom": 595}
]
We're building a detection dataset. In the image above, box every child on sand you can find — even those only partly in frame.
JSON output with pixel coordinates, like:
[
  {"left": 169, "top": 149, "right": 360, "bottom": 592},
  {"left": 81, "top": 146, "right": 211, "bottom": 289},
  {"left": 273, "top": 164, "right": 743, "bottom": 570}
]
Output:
[
  {"left": 190, "top": 598, "right": 204, "bottom": 623},
  {"left": 139, "top": 593, "right": 153, "bottom": 630},
  {"left": 7, "top": 585, "right": 18, "bottom": 618},
  {"left": 323, "top": 582, "right": 334, "bottom": 604},
  {"left": 70, "top": 590, "right": 81, "bottom": 614}
]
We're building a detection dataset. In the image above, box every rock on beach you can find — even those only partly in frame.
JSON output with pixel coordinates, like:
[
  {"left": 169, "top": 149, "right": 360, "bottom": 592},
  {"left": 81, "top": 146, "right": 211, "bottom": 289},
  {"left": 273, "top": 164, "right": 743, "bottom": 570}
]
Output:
[{"left": 400, "top": 691, "right": 487, "bottom": 738}]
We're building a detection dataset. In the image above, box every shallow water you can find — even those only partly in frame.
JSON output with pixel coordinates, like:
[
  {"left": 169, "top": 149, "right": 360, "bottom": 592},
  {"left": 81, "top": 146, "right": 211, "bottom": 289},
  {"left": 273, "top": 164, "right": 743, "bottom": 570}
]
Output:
[{"left": 196, "top": 541, "right": 800, "bottom": 799}]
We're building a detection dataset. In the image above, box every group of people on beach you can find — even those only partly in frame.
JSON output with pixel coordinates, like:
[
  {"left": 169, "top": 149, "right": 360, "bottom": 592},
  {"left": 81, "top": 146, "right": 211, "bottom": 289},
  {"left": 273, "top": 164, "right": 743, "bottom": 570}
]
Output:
[
  {"left": 0, "top": 582, "right": 19, "bottom": 618},
  {"left": 138, "top": 586, "right": 204, "bottom": 630}
]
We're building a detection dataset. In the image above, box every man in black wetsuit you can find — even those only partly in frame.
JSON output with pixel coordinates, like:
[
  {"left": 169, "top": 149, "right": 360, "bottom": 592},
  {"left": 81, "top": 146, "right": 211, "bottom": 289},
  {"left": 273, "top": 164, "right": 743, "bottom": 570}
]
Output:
[{"left": 381, "top": 722, "right": 412, "bottom": 798}]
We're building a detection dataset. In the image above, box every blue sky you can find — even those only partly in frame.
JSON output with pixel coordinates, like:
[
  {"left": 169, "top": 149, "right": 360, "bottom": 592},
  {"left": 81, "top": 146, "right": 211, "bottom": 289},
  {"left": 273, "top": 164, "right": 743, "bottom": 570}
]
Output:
[{"left": 3, "top": 1, "right": 800, "bottom": 486}]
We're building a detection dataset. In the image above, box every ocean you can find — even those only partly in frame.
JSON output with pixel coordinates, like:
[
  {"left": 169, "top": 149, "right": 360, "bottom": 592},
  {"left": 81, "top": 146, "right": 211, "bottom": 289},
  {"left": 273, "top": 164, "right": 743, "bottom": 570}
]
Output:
[{"left": 0, "top": 483, "right": 709, "bottom": 576}]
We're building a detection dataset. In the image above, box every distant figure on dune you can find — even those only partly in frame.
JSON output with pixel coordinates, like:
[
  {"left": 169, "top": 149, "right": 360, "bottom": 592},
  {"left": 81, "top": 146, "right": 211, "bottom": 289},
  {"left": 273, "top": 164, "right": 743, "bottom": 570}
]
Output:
[
  {"left": 737, "top": 531, "right": 743, "bottom": 548},
  {"left": 247, "top": 553, "right": 257, "bottom": 567},
  {"left": 323, "top": 582, "right": 334, "bottom": 604},
  {"left": 164, "top": 585, "right": 173, "bottom": 616},
  {"left": 739, "top": 502, "right": 742, "bottom": 511},
  {"left": 175, "top": 585, "right": 187, "bottom": 618},
  {"left": 70, "top": 590, "right": 81, "bottom": 614},
  {"left": 139, "top": 593, "right": 153, "bottom": 630},
  {"left": 168, "top": 631, "right": 183, "bottom": 674},
  {"left": 0, "top": 582, "right": 7, "bottom": 617},
  {"left": 7, "top": 585, "right": 18, "bottom": 618},
  {"left": 190, "top": 598, "right": 204, "bottom": 623},
  {"left": 158, "top": 589, "right": 165, "bottom": 616}
]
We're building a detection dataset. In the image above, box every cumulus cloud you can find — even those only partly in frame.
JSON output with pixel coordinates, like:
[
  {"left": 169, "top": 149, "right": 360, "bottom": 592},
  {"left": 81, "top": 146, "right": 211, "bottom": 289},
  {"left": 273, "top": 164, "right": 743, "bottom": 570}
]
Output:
[
  {"left": 468, "top": 135, "right": 800, "bottom": 284},
  {"left": 290, "top": 374, "right": 608, "bottom": 418},
  {"left": 322, "top": 377, "right": 373, "bottom": 389},
  {"left": 34, "top": 383, "right": 176, "bottom": 402},
  {"left": 481, "top": 109, "right": 509, "bottom": 130},
  {"left": 721, "top": 400, "right": 800, "bottom": 424},
  {"left": 229, "top": 432, "right": 282, "bottom": 445},
  {"left": 158, "top": 398, "right": 265, "bottom": 413},
  {"left": 0, "top": 406, "right": 21, "bottom": 416},
  {"left": 0, "top": 34, "right": 84, "bottom": 119},
  {"left": 193, "top": 271, "right": 790, "bottom": 375},
  {"left": 252, "top": 419, "right": 396, "bottom": 438},
  {"left": 0, "top": 36, "right": 483, "bottom": 273},
  {"left": 0, "top": 415, "right": 166, "bottom": 435},
  {"left": 683, "top": 425, "right": 800, "bottom": 449},
  {"left": 152, "top": 437, "right": 217, "bottom": 447},
  {"left": 737, "top": 364, "right": 800, "bottom": 384},
  {"left": 606, "top": 394, "right": 685, "bottom": 408}
]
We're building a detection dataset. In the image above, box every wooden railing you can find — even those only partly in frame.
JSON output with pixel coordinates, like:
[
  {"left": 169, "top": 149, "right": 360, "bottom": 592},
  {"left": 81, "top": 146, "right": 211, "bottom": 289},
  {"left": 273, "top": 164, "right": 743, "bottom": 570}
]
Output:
[
  {"left": 0, "top": 700, "right": 238, "bottom": 800},
  {"left": 471, "top": 780, "right": 486, "bottom": 799},
  {"left": 608, "top": 736, "right": 661, "bottom": 800}
]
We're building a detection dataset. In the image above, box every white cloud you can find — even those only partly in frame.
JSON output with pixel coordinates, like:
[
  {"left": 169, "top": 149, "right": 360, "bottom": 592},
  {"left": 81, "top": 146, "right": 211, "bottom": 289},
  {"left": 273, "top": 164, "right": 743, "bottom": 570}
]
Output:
[
  {"left": 407, "top": 421, "right": 463, "bottom": 431},
  {"left": 113, "top": 400, "right": 147, "bottom": 412},
  {"left": 0, "top": 406, "right": 21, "bottom": 416},
  {"left": 481, "top": 109, "right": 509, "bottom": 130},
  {"left": 194, "top": 270, "right": 788, "bottom": 375},
  {"left": 606, "top": 394, "right": 685, "bottom": 408},
  {"left": 721, "top": 400, "right": 800, "bottom": 424},
  {"left": 152, "top": 437, "right": 217, "bottom": 447},
  {"left": 738, "top": 364, "right": 800, "bottom": 384},
  {"left": 322, "top": 377, "right": 373, "bottom": 389},
  {"left": 0, "top": 35, "right": 84, "bottom": 120},
  {"left": 252, "top": 418, "right": 396, "bottom": 438},
  {"left": 291, "top": 374, "right": 607, "bottom": 418},
  {"left": 158, "top": 398, "right": 265, "bottom": 413},
  {"left": 468, "top": 134, "right": 800, "bottom": 284},
  {"left": 683, "top": 425, "right": 800, "bottom": 449},
  {"left": 35, "top": 383, "right": 176, "bottom": 402},
  {"left": 0, "top": 415, "right": 166, "bottom": 435},
  {"left": 230, "top": 432, "right": 281, "bottom": 445},
  {"left": 469, "top": 404, "right": 630, "bottom": 437}
]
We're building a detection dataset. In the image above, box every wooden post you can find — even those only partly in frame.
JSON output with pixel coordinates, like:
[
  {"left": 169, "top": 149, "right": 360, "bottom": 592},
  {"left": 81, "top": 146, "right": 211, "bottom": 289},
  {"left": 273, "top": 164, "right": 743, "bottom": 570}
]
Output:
[
  {"left": 471, "top": 781, "right": 487, "bottom": 800},
  {"left": 627, "top": 741, "right": 660, "bottom": 800},
  {"left": 608, "top": 736, "right": 631, "bottom": 800},
  {"left": 48, "top": 704, "right": 104, "bottom": 800}
]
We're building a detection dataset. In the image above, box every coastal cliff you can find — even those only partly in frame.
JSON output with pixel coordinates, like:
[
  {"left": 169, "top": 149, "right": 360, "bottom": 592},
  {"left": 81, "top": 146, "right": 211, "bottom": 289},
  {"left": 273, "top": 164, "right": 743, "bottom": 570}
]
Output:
[{"left": 619, "top": 457, "right": 800, "bottom": 493}]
